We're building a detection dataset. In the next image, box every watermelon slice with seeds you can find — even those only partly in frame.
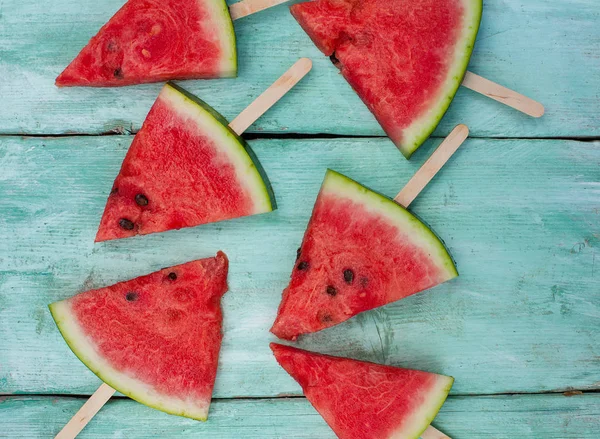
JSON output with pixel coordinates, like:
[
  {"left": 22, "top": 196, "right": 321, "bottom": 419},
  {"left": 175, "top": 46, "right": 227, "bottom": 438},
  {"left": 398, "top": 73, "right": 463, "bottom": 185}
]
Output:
[
  {"left": 95, "top": 82, "right": 275, "bottom": 242},
  {"left": 290, "top": 0, "right": 482, "bottom": 158},
  {"left": 271, "top": 343, "right": 453, "bottom": 439},
  {"left": 49, "top": 252, "right": 229, "bottom": 420},
  {"left": 270, "top": 170, "right": 457, "bottom": 340},
  {"left": 56, "top": 0, "right": 236, "bottom": 86}
]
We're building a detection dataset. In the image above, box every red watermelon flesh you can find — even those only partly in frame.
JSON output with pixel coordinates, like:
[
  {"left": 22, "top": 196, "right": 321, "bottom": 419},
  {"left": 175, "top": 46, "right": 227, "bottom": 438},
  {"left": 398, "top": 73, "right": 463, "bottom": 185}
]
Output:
[
  {"left": 271, "top": 170, "right": 457, "bottom": 340},
  {"left": 95, "top": 83, "right": 275, "bottom": 242},
  {"left": 290, "top": 0, "right": 482, "bottom": 158},
  {"left": 56, "top": 0, "right": 236, "bottom": 87},
  {"left": 49, "top": 252, "right": 228, "bottom": 420},
  {"left": 271, "top": 343, "right": 453, "bottom": 439}
]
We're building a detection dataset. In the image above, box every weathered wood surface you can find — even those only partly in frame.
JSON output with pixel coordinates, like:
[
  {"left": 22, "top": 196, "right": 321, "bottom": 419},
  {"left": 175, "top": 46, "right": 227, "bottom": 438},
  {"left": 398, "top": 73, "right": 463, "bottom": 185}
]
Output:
[
  {"left": 1, "top": 394, "right": 599, "bottom": 438},
  {"left": 0, "top": 0, "right": 598, "bottom": 137},
  {"left": 1, "top": 136, "right": 598, "bottom": 398}
]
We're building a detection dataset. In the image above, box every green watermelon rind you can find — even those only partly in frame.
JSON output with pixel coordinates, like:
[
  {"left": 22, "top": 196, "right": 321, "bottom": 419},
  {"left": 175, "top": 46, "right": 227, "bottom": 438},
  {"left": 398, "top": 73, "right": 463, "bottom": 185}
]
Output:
[
  {"left": 208, "top": 0, "right": 238, "bottom": 77},
  {"left": 400, "top": 0, "right": 483, "bottom": 159},
  {"left": 164, "top": 82, "right": 276, "bottom": 212},
  {"left": 398, "top": 375, "right": 454, "bottom": 439},
  {"left": 48, "top": 300, "right": 211, "bottom": 421},
  {"left": 322, "top": 170, "right": 458, "bottom": 279}
]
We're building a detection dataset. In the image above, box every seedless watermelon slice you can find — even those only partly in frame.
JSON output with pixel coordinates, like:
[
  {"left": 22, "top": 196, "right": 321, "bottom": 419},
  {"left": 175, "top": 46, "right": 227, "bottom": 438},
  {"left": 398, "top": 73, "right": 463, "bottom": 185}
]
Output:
[
  {"left": 49, "top": 252, "right": 229, "bottom": 420},
  {"left": 271, "top": 343, "right": 453, "bottom": 439},
  {"left": 290, "top": 0, "right": 482, "bottom": 158},
  {"left": 95, "top": 82, "right": 275, "bottom": 242},
  {"left": 271, "top": 169, "right": 457, "bottom": 340},
  {"left": 56, "top": 0, "right": 237, "bottom": 86}
]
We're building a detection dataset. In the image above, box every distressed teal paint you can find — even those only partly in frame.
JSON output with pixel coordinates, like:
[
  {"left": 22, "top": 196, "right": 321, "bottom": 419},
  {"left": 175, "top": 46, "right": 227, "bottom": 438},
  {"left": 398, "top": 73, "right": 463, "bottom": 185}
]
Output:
[
  {"left": 0, "top": 0, "right": 598, "bottom": 136},
  {"left": 1, "top": 136, "right": 598, "bottom": 400},
  {"left": 0, "top": 0, "right": 599, "bottom": 437},
  {"left": 1, "top": 394, "right": 599, "bottom": 438}
]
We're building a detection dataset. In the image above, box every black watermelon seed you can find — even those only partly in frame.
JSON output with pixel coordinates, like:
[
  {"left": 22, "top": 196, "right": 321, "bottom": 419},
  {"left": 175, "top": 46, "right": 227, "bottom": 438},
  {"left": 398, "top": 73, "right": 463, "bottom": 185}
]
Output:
[
  {"left": 167, "top": 272, "right": 177, "bottom": 281},
  {"left": 321, "top": 313, "right": 332, "bottom": 323},
  {"left": 330, "top": 52, "right": 340, "bottom": 67},
  {"left": 297, "top": 261, "right": 309, "bottom": 271},
  {"left": 114, "top": 68, "right": 123, "bottom": 78},
  {"left": 296, "top": 247, "right": 301, "bottom": 261},
  {"left": 110, "top": 187, "right": 118, "bottom": 195},
  {"left": 326, "top": 285, "right": 337, "bottom": 296},
  {"left": 343, "top": 269, "right": 354, "bottom": 284},
  {"left": 135, "top": 194, "right": 149, "bottom": 206},
  {"left": 119, "top": 218, "right": 135, "bottom": 230},
  {"left": 125, "top": 292, "right": 138, "bottom": 302}
]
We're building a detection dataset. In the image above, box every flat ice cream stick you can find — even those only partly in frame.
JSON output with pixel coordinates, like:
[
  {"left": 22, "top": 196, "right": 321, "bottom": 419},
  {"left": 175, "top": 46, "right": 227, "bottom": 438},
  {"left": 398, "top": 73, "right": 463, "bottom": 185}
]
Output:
[
  {"left": 422, "top": 425, "right": 452, "bottom": 439},
  {"left": 53, "top": 58, "right": 312, "bottom": 439},
  {"left": 395, "top": 124, "right": 469, "bottom": 208},
  {"left": 229, "top": 0, "right": 290, "bottom": 20},
  {"left": 462, "top": 71, "right": 545, "bottom": 118},
  {"left": 54, "top": 383, "right": 116, "bottom": 439},
  {"left": 228, "top": 57, "right": 312, "bottom": 135}
]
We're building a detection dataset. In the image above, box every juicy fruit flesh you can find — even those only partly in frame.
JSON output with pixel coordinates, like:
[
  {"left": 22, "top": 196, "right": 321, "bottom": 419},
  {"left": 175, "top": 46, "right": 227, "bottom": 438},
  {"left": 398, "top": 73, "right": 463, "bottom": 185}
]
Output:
[
  {"left": 271, "top": 343, "right": 454, "bottom": 439},
  {"left": 50, "top": 253, "right": 228, "bottom": 419},
  {"left": 95, "top": 84, "right": 270, "bottom": 241},
  {"left": 271, "top": 170, "right": 456, "bottom": 340},
  {"left": 56, "top": 0, "right": 236, "bottom": 86},
  {"left": 291, "top": 0, "right": 474, "bottom": 155}
]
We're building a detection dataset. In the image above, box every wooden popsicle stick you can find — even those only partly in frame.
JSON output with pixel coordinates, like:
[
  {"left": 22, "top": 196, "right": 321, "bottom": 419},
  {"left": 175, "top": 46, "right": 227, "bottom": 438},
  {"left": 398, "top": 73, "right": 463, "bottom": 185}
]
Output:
[
  {"left": 54, "top": 383, "right": 116, "bottom": 439},
  {"left": 462, "top": 71, "right": 545, "bottom": 118},
  {"left": 228, "top": 57, "right": 312, "bottom": 135},
  {"left": 53, "top": 58, "right": 312, "bottom": 439},
  {"left": 229, "top": 0, "right": 290, "bottom": 21},
  {"left": 395, "top": 124, "right": 469, "bottom": 208},
  {"left": 422, "top": 425, "right": 452, "bottom": 439}
]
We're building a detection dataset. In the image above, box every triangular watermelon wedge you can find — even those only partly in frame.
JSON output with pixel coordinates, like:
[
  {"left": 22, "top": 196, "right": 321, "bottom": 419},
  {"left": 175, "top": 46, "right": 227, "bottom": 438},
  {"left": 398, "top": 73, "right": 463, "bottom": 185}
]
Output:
[
  {"left": 271, "top": 170, "right": 457, "bottom": 340},
  {"left": 271, "top": 343, "right": 453, "bottom": 439},
  {"left": 290, "top": 0, "right": 482, "bottom": 158},
  {"left": 95, "top": 82, "right": 275, "bottom": 242},
  {"left": 49, "top": 252, "right": 229, "bottom": 420},
  {"left": 56, "top": 0, "right": 236, "bottom": 86}
]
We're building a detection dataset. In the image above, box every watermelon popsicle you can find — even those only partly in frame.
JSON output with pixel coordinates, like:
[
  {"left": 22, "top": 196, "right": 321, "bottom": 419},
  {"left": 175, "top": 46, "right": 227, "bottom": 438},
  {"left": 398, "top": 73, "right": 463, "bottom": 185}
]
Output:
[
  {"left": 56, "top": 0, "right": 291, "bottom": 86},
  {"left": 270, "top": 125, "right": 468, "bottom": 341},
  {"left": 94, "top": 58, "right": 312, "bottom": 242},
  {"left": 271, "top": 343, "right": 454, "bottom": 439},
  {"left": 290, "top": 0, "right": 543, "bottom": 158}
]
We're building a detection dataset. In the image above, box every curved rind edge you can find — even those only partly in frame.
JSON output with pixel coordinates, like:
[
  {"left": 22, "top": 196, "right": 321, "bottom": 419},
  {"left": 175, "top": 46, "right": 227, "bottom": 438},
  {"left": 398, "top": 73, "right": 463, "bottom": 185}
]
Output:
[
  {"left": 210, "top": 0, "right": 238, "bottom": 77},
  {"left": 163, "top": 82, "right": 276, "bottom": 212},
  {"left": 397, "top": 0, "right": 483, "bottom": 159},
  {"left": 48, "top": 300, "right": 210, "bottom": 421},
  {"left": 323, "top": 169, "right": 458, "bottom": 279},
  {"left": 405, "top": 376, "right": 454, "bottom": 439}
]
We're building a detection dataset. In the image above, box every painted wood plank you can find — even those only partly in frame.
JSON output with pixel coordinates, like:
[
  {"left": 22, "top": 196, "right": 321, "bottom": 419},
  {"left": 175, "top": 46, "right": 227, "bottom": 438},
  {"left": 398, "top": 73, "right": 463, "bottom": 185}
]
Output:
[
  {"left": 0, "top": 0, "right": 598, "bottom": 136},
  {"left": 1, "top": 394, "right": 599, "bottom": 438},
  {"left": 0, "top": 136, "right": 599, "bottom": 398}
]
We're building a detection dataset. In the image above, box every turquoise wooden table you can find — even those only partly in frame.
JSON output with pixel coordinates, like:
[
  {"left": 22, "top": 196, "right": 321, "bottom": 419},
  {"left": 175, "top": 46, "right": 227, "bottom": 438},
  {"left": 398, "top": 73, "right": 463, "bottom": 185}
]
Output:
[{"left": 1, "top": 0, "right": 599, "bottom": 437}]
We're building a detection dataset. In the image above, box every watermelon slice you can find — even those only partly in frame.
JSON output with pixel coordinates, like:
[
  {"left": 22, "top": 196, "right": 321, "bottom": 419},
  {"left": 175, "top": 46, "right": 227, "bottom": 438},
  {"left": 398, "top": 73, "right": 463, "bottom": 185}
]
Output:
[
  {"left": 270, "top": 170, "right": 457, "bottom": 340},
  {"left": 290, "top": 0, "right": 482, "bottom": 158},
  {"left": 271, "top": 343, "right": 453, "bottom": 439},
  {"left": 49, "top": 252, "right": 229, "bottom": 420},
  {"left": 95, "top": 82, "right": 275, "bottom": 242},
  {"left": 56, "top": 0, "right": 236, "bottom": 86}
]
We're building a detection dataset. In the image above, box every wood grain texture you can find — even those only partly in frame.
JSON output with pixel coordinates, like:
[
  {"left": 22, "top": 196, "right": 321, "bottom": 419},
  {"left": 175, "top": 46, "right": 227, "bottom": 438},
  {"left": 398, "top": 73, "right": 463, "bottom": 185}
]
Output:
[
  {"left": 1, "top": 136, "right": 598, "bottom": 397},
  {"left": 0, "top": 0, "right": 597, "bottom": 136},
  {"left": 1, "top": 394, "right": 599, "bottom": 438}
]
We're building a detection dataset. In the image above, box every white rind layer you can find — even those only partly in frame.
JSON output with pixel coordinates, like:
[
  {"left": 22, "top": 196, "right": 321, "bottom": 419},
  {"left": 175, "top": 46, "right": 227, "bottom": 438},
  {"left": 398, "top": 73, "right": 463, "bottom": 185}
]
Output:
[
  {"left": 49, "top": 300, "right": 210, "bottom": 421},
  {"left": 321, "top": 170, "right": 458, "bottom": 279},
  {"left": 398, "top": 0, "right": 482, "bottom": 158},
  {"left": 204, "top": 0, "right": 237, "bottom": 77},
  {"left": 160, "top": 83, "right": 274, "bottom": 215},
  {"left": 389, "top": 375, "right": 454, "bottom": 439}
]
